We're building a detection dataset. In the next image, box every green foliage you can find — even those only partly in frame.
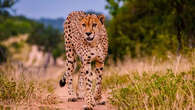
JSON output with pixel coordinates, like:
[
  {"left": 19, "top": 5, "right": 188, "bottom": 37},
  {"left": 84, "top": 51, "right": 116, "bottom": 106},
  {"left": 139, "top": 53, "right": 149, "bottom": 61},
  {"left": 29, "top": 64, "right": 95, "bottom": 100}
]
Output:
[
  {"left": 0, "top": 0, "right": 33, "bottom": 41},
  {"left": 105, "top": 69, "right": 195, "bottom": 110},
  {"left": 106, "top": 0, "right": 123, "bottom": 16},
  {"left": 0, "top": 14, "right": 64, "bottom": 60},
  {"left": 106, "top": 0, "right": 195, "bottom": 61},
  {"left": 0, "top": 15, "right": 36, "bottom": 64},
  {"left": 0, "top": 0, "right": 17, "bottom": 8},
  {"left": 0, "top": 15, "right": 34, "bottom": 41},
  {"left": 27, "top": 24, "right": 64, "bottom": 58},
  {"left": 0, "top": 0, "right": 18, "bottom": 16},
  {"left": 52, "top": 41, "right": 64, "bottom": 60},
  {"left": 0, "top": 0, "right": 64, "bottom": 60}
]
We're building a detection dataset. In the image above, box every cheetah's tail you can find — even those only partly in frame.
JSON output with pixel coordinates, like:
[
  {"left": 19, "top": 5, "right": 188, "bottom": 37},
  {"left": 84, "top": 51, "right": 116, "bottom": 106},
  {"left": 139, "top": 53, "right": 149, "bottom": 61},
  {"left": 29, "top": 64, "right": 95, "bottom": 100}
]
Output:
[{"left": 59, "top": 75, "right": 66, "bottom": 87}]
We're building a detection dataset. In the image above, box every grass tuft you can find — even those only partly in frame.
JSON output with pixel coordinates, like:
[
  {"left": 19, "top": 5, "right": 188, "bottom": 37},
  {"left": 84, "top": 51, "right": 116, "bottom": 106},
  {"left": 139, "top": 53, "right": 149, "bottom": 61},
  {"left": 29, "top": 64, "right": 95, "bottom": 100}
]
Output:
[
  {"left": 0, "top": 71, "right": 36, "bottom": 104},
  {"left": 104, "top": 68, "right": 195, "bottom": 110},
  {"left": 0, "top": 62, "right": 58, "bottom": 105},
  {"left": 102, "top": 73, "right": 129, "bottom": 90}
]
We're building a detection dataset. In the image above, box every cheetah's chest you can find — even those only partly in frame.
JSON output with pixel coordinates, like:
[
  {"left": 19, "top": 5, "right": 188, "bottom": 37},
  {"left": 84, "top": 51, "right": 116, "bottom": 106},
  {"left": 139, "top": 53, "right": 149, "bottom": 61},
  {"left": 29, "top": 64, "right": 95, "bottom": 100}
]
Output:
[
  {"left": 78, "top": 44, "right": 104, "bottom": 62},
  {"left": 91, "top": 44, "right": 104, "bottom": 61}
]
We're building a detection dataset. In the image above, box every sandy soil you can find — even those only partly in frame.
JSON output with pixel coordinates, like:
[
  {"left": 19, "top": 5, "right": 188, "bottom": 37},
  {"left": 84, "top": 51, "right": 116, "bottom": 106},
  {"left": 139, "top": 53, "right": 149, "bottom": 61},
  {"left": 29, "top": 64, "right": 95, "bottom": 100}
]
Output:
[{"left": 47, "top": 66, "right": 115, "bottom": 110}]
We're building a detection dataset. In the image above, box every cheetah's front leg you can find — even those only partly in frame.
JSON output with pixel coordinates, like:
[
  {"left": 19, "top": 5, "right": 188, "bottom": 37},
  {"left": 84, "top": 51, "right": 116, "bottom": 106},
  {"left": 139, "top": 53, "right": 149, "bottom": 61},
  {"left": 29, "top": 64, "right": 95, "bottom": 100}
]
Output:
[
  {"left": 94, "top": 61, "right": 105, "bottom": 105},
  {"left": 83, "top": 61, "right": 95, "bottom": 110},
  {"left": 59, "top": 47, "right": 77, "bottom": 102}
]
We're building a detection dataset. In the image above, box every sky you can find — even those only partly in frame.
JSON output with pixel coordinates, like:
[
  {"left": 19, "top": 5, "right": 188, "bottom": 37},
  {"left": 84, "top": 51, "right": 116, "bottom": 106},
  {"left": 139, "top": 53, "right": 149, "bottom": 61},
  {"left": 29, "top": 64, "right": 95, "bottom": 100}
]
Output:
[{"left": 13, "top": 0, "right": 109, "bottom": 19}]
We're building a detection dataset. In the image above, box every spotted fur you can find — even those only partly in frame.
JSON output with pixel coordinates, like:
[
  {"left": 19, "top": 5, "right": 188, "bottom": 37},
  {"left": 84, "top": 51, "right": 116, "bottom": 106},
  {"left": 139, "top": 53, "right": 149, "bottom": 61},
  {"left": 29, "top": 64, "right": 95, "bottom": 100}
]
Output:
[{"left": 59, "top": 11, "right": 108, "bottom": 110}]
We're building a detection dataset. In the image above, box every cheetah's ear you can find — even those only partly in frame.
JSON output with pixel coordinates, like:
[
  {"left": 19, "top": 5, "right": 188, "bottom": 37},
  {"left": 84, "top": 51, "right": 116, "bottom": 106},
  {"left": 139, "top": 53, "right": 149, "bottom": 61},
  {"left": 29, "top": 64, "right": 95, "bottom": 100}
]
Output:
[{"left": 98, "top": 14, "right": 105, "bottom": 25}]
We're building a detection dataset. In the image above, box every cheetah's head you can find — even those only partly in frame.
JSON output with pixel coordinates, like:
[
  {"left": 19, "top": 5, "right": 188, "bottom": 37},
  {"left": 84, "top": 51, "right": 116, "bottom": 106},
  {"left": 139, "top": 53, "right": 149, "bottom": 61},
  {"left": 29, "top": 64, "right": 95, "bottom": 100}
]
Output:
[{"left": 79, "top": 14, "right": 105, "bottom": 43}]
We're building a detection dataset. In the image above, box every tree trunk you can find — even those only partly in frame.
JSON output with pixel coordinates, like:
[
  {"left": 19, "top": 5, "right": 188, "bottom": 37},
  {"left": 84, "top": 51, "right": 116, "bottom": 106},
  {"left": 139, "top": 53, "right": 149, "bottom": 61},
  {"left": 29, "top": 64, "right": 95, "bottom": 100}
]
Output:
[
  {"left": 175, "top": 0, "right": 185, "bottom": 55},
  {"left": 188, "top": 34, "right": 193, "bottom": 49},
  {"left": 188, "top": 31, "right": 195, "bottom": 49},
  {"left": 176, "top": 27, "right": 182, "bottom": 55},
  {"left": 0, "top": 46, "right": 7, "bottom": 64},
  {"left": 53, "top": 57, "right": 57, "bottom": 66},
  {"left": 43, "top": 51, "right": 51, "bottom": 70}
]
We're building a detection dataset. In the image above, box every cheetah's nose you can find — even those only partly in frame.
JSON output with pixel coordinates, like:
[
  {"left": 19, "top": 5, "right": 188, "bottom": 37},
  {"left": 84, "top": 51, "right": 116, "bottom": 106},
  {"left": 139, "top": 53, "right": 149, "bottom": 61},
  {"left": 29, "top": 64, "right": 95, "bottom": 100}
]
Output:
[{"left": 85, "top": 32, "right": 92, "bottom": 36}]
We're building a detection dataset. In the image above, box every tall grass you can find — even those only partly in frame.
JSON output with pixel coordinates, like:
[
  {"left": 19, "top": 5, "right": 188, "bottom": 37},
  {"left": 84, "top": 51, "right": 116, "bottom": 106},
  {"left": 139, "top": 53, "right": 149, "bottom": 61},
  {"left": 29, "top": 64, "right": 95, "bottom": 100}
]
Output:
[
  {"left": 105, "top": 69, "right": 194, "bottom": 110},
  {"left": 105, "top": 54, "right": 195, "bottom": 75},
  {"left": 0, "top": 74, "right": 35, "bottom": 104},
  {"left": 103, "top": 54, "right": 195, "bottom": 110},
  {"left": 0, "top": 62, "right": 58, "bottom": 105},
  {"left": 0, "top": 63, "right": 36, "bottom": 104}
]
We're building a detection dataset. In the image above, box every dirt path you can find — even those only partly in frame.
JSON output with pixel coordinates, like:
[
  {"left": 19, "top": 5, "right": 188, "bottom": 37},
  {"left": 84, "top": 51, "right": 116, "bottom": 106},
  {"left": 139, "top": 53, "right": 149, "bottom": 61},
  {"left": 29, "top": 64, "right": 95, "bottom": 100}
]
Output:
[
  {"left": 1, "top": 65, "right": 115, "bottom": 110},
  {"left": 42, "top": 66, "right": 116, "bottom": 110},
  {"left": 53, "top": 87, "right": 114, "bottom": 110}
]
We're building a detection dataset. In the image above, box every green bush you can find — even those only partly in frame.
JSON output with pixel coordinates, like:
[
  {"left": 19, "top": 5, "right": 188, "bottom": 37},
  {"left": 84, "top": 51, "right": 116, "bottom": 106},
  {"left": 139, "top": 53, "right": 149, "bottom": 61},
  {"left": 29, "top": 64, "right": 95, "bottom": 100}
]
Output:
[
  {"left": 0, "top": 16, "right": 33, "bottom": 41},
  {"left": 104, "top": 69, "right": 195, "bottom": 110},
  {"left": 106, "top": 0, "right": 195, "bottom": 61}
]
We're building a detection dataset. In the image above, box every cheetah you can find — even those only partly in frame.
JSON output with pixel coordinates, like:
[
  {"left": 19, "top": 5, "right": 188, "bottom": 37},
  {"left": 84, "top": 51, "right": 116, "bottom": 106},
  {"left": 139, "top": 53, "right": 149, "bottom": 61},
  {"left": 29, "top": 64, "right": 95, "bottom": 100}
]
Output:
[{"left": 59, "top": 11, "right": 108, "bottom": 110}]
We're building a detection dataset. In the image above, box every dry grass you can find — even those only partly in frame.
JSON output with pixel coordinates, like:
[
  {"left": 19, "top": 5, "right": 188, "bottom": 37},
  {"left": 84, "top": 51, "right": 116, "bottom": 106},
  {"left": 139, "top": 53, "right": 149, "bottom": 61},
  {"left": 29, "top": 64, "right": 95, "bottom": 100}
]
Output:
[
  {"left": 0, "top": 47, "right": 194, "bottom": 110},
  {"left": 103, "top": 52, "right": 195, "bottom": 110},
  {"left": 105, "top": 53, "right": 195, "bottom": 75},
  {"left": 105, "top": 69, "right": 194, "bottom": 110},
  {"left": 0, "top": 62, "right": 58, "bottom": 106}
]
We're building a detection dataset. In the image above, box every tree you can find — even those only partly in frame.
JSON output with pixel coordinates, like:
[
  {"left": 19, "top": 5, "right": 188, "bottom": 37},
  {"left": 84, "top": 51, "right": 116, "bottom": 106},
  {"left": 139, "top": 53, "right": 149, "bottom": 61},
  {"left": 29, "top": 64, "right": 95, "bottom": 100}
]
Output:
[
  {"left": 27, "top": 24, "right": 64, "bottom": 67},
  {"left": 0, "top": 0, "right": 18, "bottom": 16},
  {"left": 106, "top": 0, "right": 195, "bottom": 61},
  {"left": 106, "top": 0, "right": 123, "bottom": 16}
]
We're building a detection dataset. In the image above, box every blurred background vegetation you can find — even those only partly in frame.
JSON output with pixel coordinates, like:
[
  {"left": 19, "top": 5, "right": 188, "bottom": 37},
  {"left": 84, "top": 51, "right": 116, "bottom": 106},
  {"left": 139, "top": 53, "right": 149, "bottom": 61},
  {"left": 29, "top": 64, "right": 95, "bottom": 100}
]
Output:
[
  {"left": 106, "top": 0, "right": 195, "bottom": 61},
  {"left": 0, "top": 0, "right": 194, "bottom": 64},
  {"left": 0, "top": 0, "right": 194, "bottom": 109}
]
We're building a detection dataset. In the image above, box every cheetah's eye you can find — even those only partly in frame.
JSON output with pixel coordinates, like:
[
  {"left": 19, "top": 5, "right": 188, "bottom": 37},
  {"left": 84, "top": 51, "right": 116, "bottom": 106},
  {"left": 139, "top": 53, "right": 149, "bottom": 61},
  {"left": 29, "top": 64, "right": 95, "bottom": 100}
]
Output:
[
  {"left": 82, "top": 24, "right": 86, "bottom": 27},
  {"left": 92, "top": 23, "right": 97, "bottom": 28}
]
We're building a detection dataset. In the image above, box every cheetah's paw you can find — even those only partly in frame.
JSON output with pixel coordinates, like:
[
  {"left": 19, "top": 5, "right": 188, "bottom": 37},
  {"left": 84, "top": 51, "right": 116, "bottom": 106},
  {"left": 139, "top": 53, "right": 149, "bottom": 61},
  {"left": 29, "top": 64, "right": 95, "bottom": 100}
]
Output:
[
  {"left": 83, "top": 105, "right": 93, "bottom": 110},
  {"left": 67, "top": 97, "right": 77, "bottom": 102}
]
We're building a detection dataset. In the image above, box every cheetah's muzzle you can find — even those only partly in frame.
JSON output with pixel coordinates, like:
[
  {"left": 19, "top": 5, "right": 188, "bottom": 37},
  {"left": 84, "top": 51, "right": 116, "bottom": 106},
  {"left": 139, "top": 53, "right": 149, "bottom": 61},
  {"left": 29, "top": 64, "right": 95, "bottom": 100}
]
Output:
[
  {"left": 59, "top": 78, "right": 66, "bottom": 87},
  {"left": 86, "top": 36, "right": 94, "bottom": 41}
]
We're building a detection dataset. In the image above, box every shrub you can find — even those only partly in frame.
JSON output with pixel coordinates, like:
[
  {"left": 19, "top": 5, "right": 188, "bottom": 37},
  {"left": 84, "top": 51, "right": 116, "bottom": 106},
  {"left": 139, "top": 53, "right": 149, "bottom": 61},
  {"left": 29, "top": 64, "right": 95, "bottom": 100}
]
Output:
[{"left": 105, "top": 68, "right": 195, "bottom": 110}]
